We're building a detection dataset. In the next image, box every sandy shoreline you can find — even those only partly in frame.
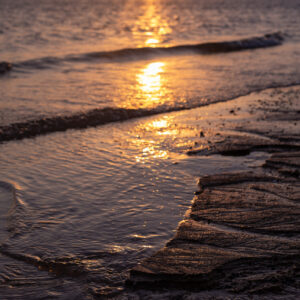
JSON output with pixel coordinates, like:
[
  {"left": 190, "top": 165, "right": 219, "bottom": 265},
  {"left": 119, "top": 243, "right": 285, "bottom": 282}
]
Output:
[
  {"left": 0, "top": 85, "right": 299, "bottom": 299},
  {"left": 126, "top": 85, "right": 300, "bottom": 299}
]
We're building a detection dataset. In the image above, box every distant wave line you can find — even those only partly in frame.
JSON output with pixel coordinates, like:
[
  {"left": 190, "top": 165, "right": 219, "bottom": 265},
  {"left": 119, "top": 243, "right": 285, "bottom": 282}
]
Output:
[
  {"left": 74, "top": 32, "right": 284, "bottom": 60},
  {"left": 0, "top": 32, "right": 284, "bottom": 73}
]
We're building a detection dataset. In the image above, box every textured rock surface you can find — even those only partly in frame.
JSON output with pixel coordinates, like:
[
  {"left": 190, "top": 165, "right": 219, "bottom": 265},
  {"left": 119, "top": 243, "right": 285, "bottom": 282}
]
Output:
[{"left": 128, "top": 172, "right": 300, "bottom": 293}]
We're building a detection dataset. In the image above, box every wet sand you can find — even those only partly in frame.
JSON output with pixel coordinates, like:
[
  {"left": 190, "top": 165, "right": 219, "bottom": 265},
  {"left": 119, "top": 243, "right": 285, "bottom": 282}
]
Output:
[{"left": 126, "top": 85, "right": 300, "bottom": 299}]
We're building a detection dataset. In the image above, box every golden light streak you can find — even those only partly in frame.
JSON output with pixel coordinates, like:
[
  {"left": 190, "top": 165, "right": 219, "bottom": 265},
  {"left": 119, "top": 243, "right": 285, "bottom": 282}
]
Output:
[
  {"left": 133, "top": 1, "right": 172, "bottom": 47},
  {"left": 131, "top": 116, "right": 181, "bottom": 163},
  {"left": 136, "top": 61, "right": 166, "bottom": 106},
  {"left": 145, "top": 38, "right": 160, "bottom": 46}
]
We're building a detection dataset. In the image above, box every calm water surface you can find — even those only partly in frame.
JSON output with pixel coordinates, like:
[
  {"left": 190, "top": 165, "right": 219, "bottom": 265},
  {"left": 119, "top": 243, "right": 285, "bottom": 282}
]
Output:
[{"left": 0, "top": 0, "right": 299, "bottom": 125}]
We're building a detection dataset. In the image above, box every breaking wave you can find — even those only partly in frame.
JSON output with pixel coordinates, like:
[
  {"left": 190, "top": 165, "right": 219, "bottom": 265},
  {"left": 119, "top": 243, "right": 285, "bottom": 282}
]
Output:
[
  {"left": 72, "top": 32, "right": 284, "bottom": 61},
  {"left": 2, "top": 32, "right": 284, "bottom": 72},
  {"left": 0, "top": 107, "right": 174, "bottom": 142}
]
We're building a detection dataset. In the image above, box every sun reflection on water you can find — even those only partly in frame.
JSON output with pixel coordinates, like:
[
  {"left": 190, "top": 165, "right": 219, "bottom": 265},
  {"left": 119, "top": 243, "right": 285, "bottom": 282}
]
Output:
[
  {"left": 123, "top": 1, "right": 177, "bottom": 161},
  {"left": 131, "top": 116, "right": 183, "bottom": 163},
  {"left": 137, "top": 62, "right": 165, "bottom": 93},
  {"left": 120, "top": 1, "right": 176, "bottom": 109},
  {"left": 134, "top": 138, "right": 168, "bottom": 163},
  {"left": 135, "top": 61, "right": 167, "bottom": 107},
  {"left": 151, "top": 119, "right": 168, "bottom": 129},
  {"left": 145, "top": 117, "right": 181, "bottom": 137},
  {"left": 133, "top": 0, "right": 172, "bottom": 47},
  {"left": 145, "top": 38, "right": 159, "bottom": 46}
]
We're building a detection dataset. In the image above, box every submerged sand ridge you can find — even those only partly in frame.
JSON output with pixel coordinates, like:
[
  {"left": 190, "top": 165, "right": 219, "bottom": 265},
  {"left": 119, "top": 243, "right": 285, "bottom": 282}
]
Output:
[{"left": 127, "top": 86, "right": 300, "bottom": 297}]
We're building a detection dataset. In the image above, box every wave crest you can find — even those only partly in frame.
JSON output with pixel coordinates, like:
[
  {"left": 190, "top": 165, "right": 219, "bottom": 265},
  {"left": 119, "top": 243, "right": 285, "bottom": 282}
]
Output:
[
  {"left": 11, "top": 32, "right": 284, "bottom": 71},
  {"left": 0, "top": 107, "right": 161, "bottom": 142}
]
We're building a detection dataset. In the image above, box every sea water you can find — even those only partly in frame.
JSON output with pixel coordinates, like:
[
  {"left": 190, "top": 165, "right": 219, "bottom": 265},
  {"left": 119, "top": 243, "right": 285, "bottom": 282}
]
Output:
[{"left": 0, "top": 0, "right": 299, "bottom": 298}]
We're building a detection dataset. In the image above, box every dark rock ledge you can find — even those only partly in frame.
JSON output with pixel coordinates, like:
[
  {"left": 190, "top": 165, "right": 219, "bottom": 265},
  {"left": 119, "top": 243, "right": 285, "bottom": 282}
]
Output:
[{"left": 127, "top": 169, "right": 300, "bottom": 294}]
